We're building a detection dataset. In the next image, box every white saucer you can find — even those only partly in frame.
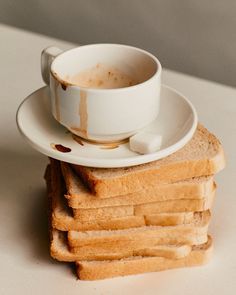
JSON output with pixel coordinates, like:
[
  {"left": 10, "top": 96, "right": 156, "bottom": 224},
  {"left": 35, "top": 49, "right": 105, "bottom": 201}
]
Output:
[{"left": 16, "top": 85, "right": 197, "bottom": 168}]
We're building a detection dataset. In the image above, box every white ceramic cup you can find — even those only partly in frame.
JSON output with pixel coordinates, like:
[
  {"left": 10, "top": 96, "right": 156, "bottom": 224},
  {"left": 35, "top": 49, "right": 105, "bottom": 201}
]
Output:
[{"left": 41, "top": 44, "right": 162, "bottom": 143}]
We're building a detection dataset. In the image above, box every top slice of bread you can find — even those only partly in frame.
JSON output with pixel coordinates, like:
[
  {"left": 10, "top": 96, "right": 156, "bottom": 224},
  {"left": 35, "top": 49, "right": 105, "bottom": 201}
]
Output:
[
  {"left": 72, "top": 124, "right": 225, "bottom": 197},
  {"left": 61, "top": 162, "right": 215, "bottom": 208}
]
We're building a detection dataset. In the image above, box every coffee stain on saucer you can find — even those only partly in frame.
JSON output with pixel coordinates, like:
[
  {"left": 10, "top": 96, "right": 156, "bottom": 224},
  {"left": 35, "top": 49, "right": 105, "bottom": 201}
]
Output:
[
  {"left": 100, "top": 144, "right": 119, "bottom": 150},
  {"left": 72, "top": 134, "right": 84, "bottom": 146},
  {"left": 70, "top": 133, "right": 128, "bottom": 149},
  {"left": 50, "top": 143, "right": 71, "bottom": 153},
  {"left": 99, "top": 138, "right": 129, "bottom": 149}
]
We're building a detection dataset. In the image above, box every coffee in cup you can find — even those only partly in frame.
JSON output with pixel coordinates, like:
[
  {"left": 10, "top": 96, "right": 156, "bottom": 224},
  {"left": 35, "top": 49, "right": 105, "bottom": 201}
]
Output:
[{"left": 67, "top": 63, "right": 139, "bottom": 89}]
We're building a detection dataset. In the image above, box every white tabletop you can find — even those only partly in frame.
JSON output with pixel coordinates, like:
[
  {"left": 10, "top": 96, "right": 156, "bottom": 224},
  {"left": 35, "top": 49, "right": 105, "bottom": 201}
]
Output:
[{"left": 0, "top": 24, "right": 235, "bottom": 295}]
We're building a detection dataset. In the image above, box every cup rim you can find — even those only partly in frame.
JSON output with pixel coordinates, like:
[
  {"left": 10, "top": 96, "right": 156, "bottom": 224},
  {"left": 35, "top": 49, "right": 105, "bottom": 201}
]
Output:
[{"left": 50, "top": 43, "right": 162, "bottom": 92}]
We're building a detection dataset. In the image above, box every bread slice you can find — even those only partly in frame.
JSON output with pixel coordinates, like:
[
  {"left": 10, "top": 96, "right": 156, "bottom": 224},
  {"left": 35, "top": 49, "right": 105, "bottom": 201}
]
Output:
[
  {"left": 72, "top": 190, "right": 215, "bottom": 221},
  {"left": 52, "top": 184, "right": 209, "bottom": 230},
  {"left": 76, "top": 236, "right": 213, "bottom": 280},
  {"left": 61, "top": 159, "right": 215, "bottom": 221},
  {"left": 52, "top": 188, "right": 210, "bottom": 230},
  {"left": 144, "top": 212, "right": 203, "bottom": 226},
  {"left": 68, "top": 210, "right": 210, "bottom": 249},
  {"left": 50, "top": 229, "right": 192, "bottom": 261},
  {"left": 61, "top": 162, "right": 215, "bottom": 208},
  {"left": 47, "top": 160, "right": 211, "bottom": 230},
  {"left": 72, "top": 124, "right": 225, "bottom": 197},
  {"left": 133, "top": 190, "right": 215, "bottom": 216},
  {"left": 72, "top": 204, "right": 134, "bottom": 220},
  {"left": 70, "top": 233, "right": 208, "bottom": 256}
]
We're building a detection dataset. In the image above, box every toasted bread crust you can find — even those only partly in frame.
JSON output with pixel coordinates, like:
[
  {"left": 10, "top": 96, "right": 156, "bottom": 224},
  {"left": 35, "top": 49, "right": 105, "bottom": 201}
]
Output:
[
  {"left": 73, "top": 125, "right": 225, "bottom": 197},
  {"left": 61, "top": 162, "right": 215, "bottom": 208}
]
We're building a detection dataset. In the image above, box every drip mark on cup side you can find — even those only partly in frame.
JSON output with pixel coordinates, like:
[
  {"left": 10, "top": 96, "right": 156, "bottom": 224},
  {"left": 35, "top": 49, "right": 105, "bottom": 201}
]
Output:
[
  {"left": 61, "top": 84, "right": 67, "bottom": 90},
  {"left": 51, "top": 71, "right": 72, "bottom": 91},
  {"left": 54, "top": 79, "right": 61, "bottom": 122},
  {"left": 78, "top": 90, "right": 88, "bottom": 138}
]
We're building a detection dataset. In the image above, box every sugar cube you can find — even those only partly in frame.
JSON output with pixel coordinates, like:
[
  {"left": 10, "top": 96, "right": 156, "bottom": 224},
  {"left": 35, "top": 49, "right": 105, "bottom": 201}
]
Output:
[{"left": 129, "top": 132, "right": 162, "bottom": 154}]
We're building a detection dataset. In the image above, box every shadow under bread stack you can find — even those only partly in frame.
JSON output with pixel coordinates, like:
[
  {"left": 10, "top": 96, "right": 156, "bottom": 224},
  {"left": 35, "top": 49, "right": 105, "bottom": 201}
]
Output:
[{"left": 45, "top": 124, "right": 225, "bottom": 280}]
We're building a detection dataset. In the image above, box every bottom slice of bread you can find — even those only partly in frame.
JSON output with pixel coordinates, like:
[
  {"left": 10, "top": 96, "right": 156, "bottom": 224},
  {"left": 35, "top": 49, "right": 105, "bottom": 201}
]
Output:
[{"left": 76, "top": 236, "right": 213, "bottom": 280}]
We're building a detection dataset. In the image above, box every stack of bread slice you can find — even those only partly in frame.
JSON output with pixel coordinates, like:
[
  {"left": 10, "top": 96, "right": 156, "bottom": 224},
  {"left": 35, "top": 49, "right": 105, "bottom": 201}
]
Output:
[{"left": 45, "top": 124, "right": 225, "bottom": 280}]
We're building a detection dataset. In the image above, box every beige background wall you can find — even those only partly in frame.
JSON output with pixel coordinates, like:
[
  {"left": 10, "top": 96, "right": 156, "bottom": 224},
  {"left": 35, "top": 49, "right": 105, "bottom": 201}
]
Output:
[{"left": 1, "top": 0, "right": 235, "bottom": 86}]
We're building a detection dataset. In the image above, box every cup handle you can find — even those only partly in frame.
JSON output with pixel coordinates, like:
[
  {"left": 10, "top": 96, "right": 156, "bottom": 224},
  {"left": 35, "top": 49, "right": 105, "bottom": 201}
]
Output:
[{"left": 41, "top": 46, "right": 63, "bottom": 85}]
